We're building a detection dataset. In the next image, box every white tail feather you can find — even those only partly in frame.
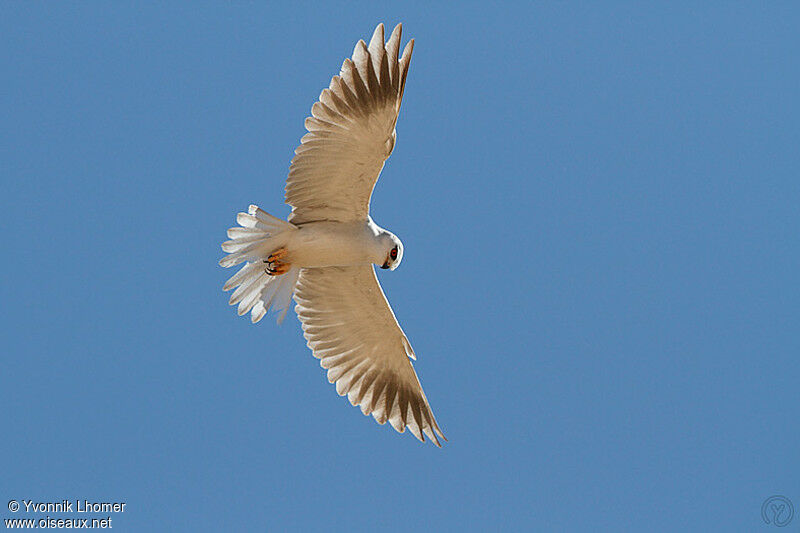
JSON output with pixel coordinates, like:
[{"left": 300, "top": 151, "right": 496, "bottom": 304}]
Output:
[
  {"left": 220, "top": 205, "right": 299, "bottom": 324},
  {"left": 227, "top": 227, "right": 266, "bottom": 239},
  {"left": 223, "top": 261, "right": 258, "bottom": 291}
]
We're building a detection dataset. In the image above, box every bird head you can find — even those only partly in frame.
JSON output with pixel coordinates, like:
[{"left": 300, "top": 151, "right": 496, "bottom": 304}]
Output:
[{"left": 380, "top": 232, "right": 404, "bottom": 270}]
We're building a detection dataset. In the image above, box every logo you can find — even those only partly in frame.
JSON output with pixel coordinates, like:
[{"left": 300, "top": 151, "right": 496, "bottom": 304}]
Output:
[{"left": 762, "top": 496, "right": 794, "bottom": 527}]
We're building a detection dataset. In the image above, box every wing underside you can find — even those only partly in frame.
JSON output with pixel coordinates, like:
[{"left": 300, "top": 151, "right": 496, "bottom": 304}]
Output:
[
  {"left": 293, "top": 265, "right": 445, "bottom": 446},
  {"left": 285, "top": 23, "right": 414, "bottom": 224}
]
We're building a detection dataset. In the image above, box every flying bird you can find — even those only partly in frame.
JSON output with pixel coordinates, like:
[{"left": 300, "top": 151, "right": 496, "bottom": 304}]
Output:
[{"left": 219, "top": 23, "right": 445, "bottom": 446}]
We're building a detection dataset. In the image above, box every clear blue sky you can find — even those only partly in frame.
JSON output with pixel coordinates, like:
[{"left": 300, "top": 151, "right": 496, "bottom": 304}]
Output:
[{"left": 2, "top": 2, "right": 798, "bottom": 531}]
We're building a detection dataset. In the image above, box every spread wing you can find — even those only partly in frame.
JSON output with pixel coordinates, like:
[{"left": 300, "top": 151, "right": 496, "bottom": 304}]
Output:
[
  {"left": 293, "top": 265, "right": 445, "bottom": 446},
  {"left": 285, "top": 23, "right": 414, "bottom": 224}
]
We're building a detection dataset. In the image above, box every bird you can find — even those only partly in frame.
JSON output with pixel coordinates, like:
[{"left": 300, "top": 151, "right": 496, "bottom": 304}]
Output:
[{"left": 219, "top": 23, "right": 446, "bottom": 447}]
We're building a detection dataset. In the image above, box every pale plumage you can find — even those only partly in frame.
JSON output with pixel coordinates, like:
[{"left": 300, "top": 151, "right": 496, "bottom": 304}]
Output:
[{"left": 219, "top": 23, "right": 445, "bottom": 446}]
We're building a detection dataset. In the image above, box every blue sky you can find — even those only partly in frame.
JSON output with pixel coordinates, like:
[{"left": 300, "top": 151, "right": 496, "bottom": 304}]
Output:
[{"left": 2, "top": 2, "right": 798, "bottom": 531}]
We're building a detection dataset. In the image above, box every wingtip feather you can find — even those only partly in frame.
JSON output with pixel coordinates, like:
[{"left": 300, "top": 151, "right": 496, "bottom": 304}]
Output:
[{"left": 369, "top": 23, "right": 385, "bottom": 51}]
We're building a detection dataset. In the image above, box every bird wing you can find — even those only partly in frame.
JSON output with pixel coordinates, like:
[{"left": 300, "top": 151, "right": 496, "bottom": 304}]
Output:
[
  {"left": 285, "top": 23, "right": 414, "bottom": 224},
  {"left": 293, "top": 265, "right": 445, "bottom": 446}
]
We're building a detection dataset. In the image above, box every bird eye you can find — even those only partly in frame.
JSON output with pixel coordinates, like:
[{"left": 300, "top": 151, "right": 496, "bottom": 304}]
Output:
[{"left": 390, "top": 247, "right": 398, "bottom": 259}]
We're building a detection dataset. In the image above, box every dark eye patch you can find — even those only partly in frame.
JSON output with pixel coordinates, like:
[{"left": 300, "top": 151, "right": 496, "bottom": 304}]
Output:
[{"left": 390, "top": 247, "right": 398, "bottom": 259}]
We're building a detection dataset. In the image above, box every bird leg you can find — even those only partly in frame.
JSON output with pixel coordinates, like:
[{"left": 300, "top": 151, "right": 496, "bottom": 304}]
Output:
[{"left": 264, "top": 248, "right": 291, "bottom": 276}]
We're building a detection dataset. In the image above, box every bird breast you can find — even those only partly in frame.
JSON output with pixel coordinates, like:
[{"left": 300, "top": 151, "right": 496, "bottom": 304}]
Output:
[{"left": 286, "top": 221, "right": 383, "bottom": 268}]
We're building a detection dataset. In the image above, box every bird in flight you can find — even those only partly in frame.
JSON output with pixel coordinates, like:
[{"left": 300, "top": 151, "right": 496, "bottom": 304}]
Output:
[{"left": 219, "top": 23, "right": 445, "bottom": 446}]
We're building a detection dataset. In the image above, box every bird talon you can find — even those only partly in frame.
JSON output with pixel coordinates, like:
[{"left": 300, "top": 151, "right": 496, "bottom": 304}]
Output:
[{"left": 263, "top": 249, "right": 290, "bottom": 276}]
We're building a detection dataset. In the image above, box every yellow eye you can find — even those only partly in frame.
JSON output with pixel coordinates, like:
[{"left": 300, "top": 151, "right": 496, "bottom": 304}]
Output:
[{"left": 390, "top": 247, "right": 398, "bottom": 259}]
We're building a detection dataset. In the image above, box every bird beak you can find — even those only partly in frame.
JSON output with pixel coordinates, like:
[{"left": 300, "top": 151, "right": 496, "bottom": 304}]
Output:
[{"left": 380, "top": 261, "right": 390, "bottom": 269}]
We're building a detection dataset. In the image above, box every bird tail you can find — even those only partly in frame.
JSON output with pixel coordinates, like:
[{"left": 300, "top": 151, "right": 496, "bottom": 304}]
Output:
[{"left": 219, "top": 205, "right": 300, "bottom": 324}]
